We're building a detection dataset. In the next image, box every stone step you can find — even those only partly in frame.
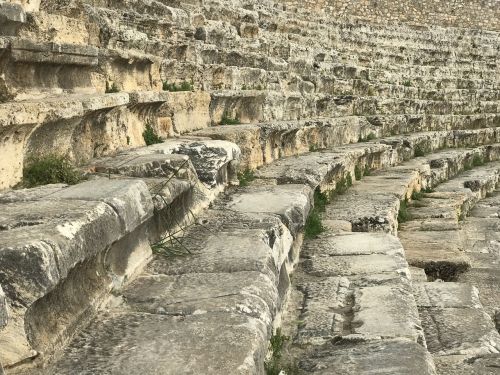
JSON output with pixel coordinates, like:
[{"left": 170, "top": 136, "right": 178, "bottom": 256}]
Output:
[
  {"left": 0, "top": 132, "right": 241, "bottom": 369},
  {"left": 401, "top": 162, "right": 500, "bottom": 278},
  {"left": 414, "top": 282, "right": 500, "bottom": 372},
  {"left": 298, "top": 338, "right": 437, "bottom": 374},
  {"left": 3, "top": 124, "right": 434, "bottom": 372},
  {"left": 24, "top": 182, "right": 313, "bottom": 373}
]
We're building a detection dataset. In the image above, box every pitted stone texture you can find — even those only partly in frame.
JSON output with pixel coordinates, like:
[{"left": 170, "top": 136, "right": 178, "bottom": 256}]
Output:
[
  {"left": 296, "top": 277, "right": 351, "bottom": 345},
  {"left": 303, "top": 232, "right": 405, "bottom": 257},
  {"left": 400, "top": 230, "right": 470, "bottom": 275},
  {"left": 40, "top": 312, "right": 268, "bottom": 375},
  {"left": 148, "top": 226, "right": 290, "bottom": 280},
  {"left": 145, "top": 140, "right": 241, "bottom": 187},
  {"left": 50, "top": 179, "right": 154, "bottom": 234},
  {"left": 434, "top": 354, "right": 500, "bottom": 375},
  {"left": 459, "top": 269, "right": 500, "bottom": 322},
  {"left": 0, "top": 184, "right": 66, "bottom": 204},
  {"left": 0, "top": 2, "right": 25, "bottom": 24},
  {"left": 224, "top": 184, "right": 312, "bottom": 236},
  {"left": 414, "top": 282, "right": 482, "bottom": 309},
  {"left": 420, "top": 307, "right": 500, "bottom": 356},
  {"left": 255, "top": 143, "right": 390, "bottom": 189},
  {"left": 302, "top": 233, "right": 410, "bottom": 283},
  {"left": 123, "top": 271, "right": 278, "bottom": 327},
  {"left": 352, "top": 285, "right": 424, "bottom": 343},
  {"left": 0, "top": 199, "right": 122, "bottom": 305},
  {"left": 407, "top": 194, "right": 466, "bottom": 221},
  {"left": 299, "top": 339, "right": 437, "bottom": 374},
  {"left": 326, "top": 192, "right": 400, "bottom": 233},
  {"left": 194, "top": 125, "right": 262, "bottom": 169},
  {"left": 10, "top": 39, "right": 98, "bottom": 66},
  {"left": 93, "top": 153, "right": 197, "bottom": 182}
]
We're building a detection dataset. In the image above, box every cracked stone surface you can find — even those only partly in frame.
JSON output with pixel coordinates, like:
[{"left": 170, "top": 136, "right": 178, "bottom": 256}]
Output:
[{"left": 299, "top": 339, "right": 437, "bottom": 374}]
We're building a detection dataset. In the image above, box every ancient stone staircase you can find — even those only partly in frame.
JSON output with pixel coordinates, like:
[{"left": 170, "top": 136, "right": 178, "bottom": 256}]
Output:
[{"left": 0, "top": 0, "right": 499, "bottom": 374}]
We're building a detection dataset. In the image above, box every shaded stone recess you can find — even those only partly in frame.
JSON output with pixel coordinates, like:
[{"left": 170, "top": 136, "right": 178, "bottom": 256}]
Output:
[{"left": 0, "top": 0, "right": 499, "bottom": 373}]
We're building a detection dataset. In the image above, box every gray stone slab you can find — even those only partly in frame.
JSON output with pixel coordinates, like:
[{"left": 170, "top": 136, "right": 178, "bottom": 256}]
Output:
[
  {"left": 0, "top": 199, "right": 122, "bottom": 304},
  {"left": 352, "top": 285, "right": 424, "bottom": 343},
  {"left": 254, "top": 150, "right": 346, "bottom": 187},
  {"left": 131, "top": 140, "right": 241, "bottom": 187},
  {"left": 296, "top": 277, "right": 351, "bottom": 345},
  {"left": 147, "top": 226, "right": 289, "bottom": 279},
  {"left": 11, "top": 39, "right": 98, "bottom": 66},
  {"left": 302, "top": 232, "right": 405, "bottom": 257},
  {"left": 325, "top": 192, "right": 400, "bottom": 233},
  {"left": 420, "top": 307, "right": 500, "bottom": 355},
  {"left": 123, "top": 271, "right": 279, "bottom": 327},
  {"left": 459, "top": 268, "right": 500, "bottom": 321},
  {"left": 0, "top": 3, "right": 25, "bottom": 24},
  {"left": 0, "top": 184, "right": 66, "bottom": 204},
  {"left": 400, "top": 230, "right": 470, "bottom": 270},
  {"left": 93, "top": 153, "right": 195, "bottom": 180},
  {"left": 224, "top": 184, "right": 312, "bottom": 236},
  {"left": 434, "top": 354, "right": 500, "bottom": 375},
  {"left": 50, "top": 179, "right": 154, "bottom": 234},
  {"left": 303, "top": 253, "right": 409, "bottom": 279},
  {"left": 414, "top": 282, "right": 482, "bottom": 308},
  {"left": 41, "top": 312, "right": 268, "bottom": 375},
  {"left": 299, "top": 338, "right": 437, "bottom": 374}
]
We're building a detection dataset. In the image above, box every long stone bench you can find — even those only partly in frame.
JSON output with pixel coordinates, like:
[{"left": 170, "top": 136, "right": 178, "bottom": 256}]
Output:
[{"left": 0, "top": 136, "right": 240, "bottom": 370}]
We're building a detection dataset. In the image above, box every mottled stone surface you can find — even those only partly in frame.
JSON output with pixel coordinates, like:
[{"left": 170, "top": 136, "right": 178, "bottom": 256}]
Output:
[
  {"left": 41, "top": 312, "right": 268, "bottom": 375},
  {"left": 299, "top": 339, "right": 437, "bottom": 374}
]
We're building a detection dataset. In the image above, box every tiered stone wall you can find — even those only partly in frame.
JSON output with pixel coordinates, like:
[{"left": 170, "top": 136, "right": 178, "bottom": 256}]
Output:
[{"left": 282, "top": 0, "right": 500, "bottom": 31}]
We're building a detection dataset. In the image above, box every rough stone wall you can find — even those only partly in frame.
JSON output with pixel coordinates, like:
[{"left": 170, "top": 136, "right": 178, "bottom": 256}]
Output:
[{"left": 281, "top": 0, "right": 500, "bottom": 32}]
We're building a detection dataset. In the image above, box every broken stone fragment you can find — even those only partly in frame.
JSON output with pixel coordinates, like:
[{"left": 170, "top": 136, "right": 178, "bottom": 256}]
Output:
[{"left": 128, "top": 139, "right": 241, "bottom": 188}]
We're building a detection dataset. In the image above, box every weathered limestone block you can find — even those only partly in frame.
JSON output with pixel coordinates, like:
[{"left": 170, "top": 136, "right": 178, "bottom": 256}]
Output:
[
  {"left": 210, "top": 90, "right": 267, "bottom": 124},
  {"left": 194, "top": 124, "right": 262, "bottom": 169},
  {"left": 10, "top": 39, "right": 98, "bottom": 65},
  {"left": 155, "top": 91, "right": 211, "bottom": 135},
  {"left": 0, "top": 179, "right": 154, "bottom": 366},
  {"left": 420, "top": 306, "right": 500, "bottom": 356},
  {"left": 326, "top": 192, "right": 400, "bottom": 234},
  {"left": 149, "top": 225, "right": 290, "bottom": 278},
  {"left": 49, "top": 179, "right": 154, "bottom": 233},
  {"left": 295, "top": 277, "right": 351, "bottom": 345},
  {"left": 225, "top": 184, "right": 312, "bottom": 237},
  {"left": 5, "top": 0, "right": 40, "bottom": 13},
  {"left": 122, "top": 139, "right": 241, "bottom": 188},
  {"left": 93, "top": 154, "right": 198, "bottom": 183},
  {"left": 123, "top": 271, "right": 279, "bottom": 328},
  {"left": 43, "top": 312, "right": 268, "bottom": 375},
  {"left": 98, "top": 49, "right": 162, "bottom": 93},
  {"left": 400, "top": 230, "right": 470, "bottom": 280},
  {"left": 299, "top": 339, "right": 437, "bottom": 374},
  {"left": 352, "top": 285, "right": 424, "bottom": 343},
  {"left": 0, "top": 2, "right": 25, "bottom": 35},
  {"left": 16, "top": 11, "right": 89, "bottom": 45},
  {"left": 433, "top": 354, "right": 500, "bottom": 375},
  {"left": 414, "top": 283, "right": 482, "bottom": 309},
  {"left": 303, "top": 244, "right": 409, "bottom": 279},
  {"left": 255, "top": 143, "right": 392, "bottom": 191},
  {"left": 0, "top": 93, "right": 129, "bottom": 190}
]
